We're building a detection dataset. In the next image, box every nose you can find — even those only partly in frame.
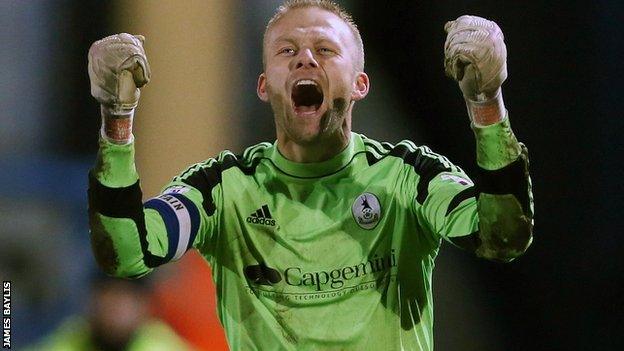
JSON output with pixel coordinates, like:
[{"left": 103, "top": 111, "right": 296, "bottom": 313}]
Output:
[{"left": 294, "top": 48, "right": 318, "bottom": 69}]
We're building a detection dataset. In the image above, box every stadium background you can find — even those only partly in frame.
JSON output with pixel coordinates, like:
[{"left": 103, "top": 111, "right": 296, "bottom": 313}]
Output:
[{"left": 1, "top": 0, "right": 622, "bottom": 350}]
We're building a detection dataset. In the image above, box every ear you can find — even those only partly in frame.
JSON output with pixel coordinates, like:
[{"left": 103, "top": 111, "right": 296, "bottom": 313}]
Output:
[
  {"left": 351, "top": 72, "right": 370, "bottom": 101},
  {"left": 257, "top": 73, "right": 269, "bottom": 102}
]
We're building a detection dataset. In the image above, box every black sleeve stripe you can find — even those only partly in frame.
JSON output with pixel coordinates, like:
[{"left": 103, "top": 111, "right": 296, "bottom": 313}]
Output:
[
  {"left": 415, "top": 161, "right": 450, "bottom": 205},
  {"left": 448, "top": 231, "right": 481, "bottom": 252},
  {"left": 365, "top": 152, "right": 379, "bottom": 166},
  {"left": 381, "top": 141, "right": 394, "bottom": 150},
  {"left": 476, "top": 145, "right": 531, "bottom": 216},
  {"left": 405, "top": 145, "right": 453, "bottom": 205},
  {"left": 364, "top": 139, "right": 391, "bottom": 155},
  {"left": 382, "top": 144, "right": 451, "bottom": 205},
  {"left": 179, "top": 153, "right": 264, "bottom": 216},
  {"left": 361, "top": 138, "right": 453, "bottom": 204},
  {"left": 179, "top": 163, "right": 221, "bottom": 216},
  {"left": 88, "top": 171, "right": 168, "bottom": 268},
  {"left": 476, "top": 157, "right": 525, "bottom": 194},
  {"left": 88, "top": 171, "right": 143, "bottom": 218},
  {"left": 362, "top": 140, "right": 389, "bottom": 166},
  {"left": 242, "top": 142, "right": 272, "bottom": 162},
  {"left": 445, "top": 186, "right": 476, "bottom": 216}
]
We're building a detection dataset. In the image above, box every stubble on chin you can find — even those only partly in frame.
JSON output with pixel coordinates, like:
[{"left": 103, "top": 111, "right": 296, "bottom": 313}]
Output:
[
  {"left": 290, "top": 98, "right": 348, "bottom": 146},
  {"left": 267, "top": 82, "right": 350, "bottom": 145}
]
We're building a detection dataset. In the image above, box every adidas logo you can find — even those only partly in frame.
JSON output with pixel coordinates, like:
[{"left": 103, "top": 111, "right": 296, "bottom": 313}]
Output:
[{"left": 246, "top": 204, "right": 276, "bottom": 226}]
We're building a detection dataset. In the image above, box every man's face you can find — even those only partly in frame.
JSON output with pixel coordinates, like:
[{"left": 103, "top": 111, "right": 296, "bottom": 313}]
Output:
[{"left": 258, "top": 7, "right": 368, "bottom": 145}]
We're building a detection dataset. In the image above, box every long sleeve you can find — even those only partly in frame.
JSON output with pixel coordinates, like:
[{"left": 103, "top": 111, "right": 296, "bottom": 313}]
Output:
[
  {"left": 415, "top": 114, "right": 533, "bottom": 262},
  {"left": 87, "top": 137, "right": 216, "bottom": 278},
  {"left": 469, "top": 115, "right": 534, "bottom": 261}
]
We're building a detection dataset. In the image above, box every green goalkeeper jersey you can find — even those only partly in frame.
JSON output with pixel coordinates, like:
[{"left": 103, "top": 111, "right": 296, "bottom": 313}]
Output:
[{"left": 88, "top": 118, "right": 533, "bottom": 351}]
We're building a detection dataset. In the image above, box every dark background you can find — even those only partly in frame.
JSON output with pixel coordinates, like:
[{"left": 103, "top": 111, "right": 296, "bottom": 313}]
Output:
[
  {"left": 1, "top": 1, "right": 622, "bottom": 349},
  {"left": 353, "top": 1, "right": 624, "bottom": 349}
]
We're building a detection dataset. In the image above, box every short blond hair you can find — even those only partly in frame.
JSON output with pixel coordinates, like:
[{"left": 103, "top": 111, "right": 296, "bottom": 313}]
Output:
[{"left": 263, "top": 0, "right": 365, "bottom": 72}]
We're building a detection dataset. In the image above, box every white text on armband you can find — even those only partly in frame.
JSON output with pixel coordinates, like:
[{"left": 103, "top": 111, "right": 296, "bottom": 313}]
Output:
[{"left": 144, "top": 193, "right": 200, "bottom": 262}]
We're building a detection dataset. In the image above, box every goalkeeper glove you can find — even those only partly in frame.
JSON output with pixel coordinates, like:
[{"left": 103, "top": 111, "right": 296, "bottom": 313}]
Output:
[
  {"left": 88, "top": 33, "right": 151, "bottom": 143},
  {"left": 444, "top": 15, "right": 507, "bottom": 126}
]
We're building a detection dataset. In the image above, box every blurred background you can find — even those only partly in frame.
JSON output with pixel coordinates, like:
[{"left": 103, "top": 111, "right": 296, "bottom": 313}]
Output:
[{"left": 1, "top": 0, "right": 622, "bottom": 350}]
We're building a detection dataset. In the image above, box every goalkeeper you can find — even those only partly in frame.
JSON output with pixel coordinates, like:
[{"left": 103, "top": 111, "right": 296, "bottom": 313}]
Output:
[{"left": 87, "top": 1, "right": 533, "bottom": 350}]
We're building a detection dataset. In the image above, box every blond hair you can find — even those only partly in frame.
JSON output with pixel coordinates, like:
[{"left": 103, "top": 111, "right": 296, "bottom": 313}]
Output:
[{"left": 263, "top": 0, "right": 365, "bottom": 72}]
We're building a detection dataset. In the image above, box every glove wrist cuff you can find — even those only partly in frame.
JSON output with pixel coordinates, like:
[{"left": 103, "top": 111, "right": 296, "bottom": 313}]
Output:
[
  {"left": 100, "top": 105, "right": 134, "bottom": 145},
  {"left": 465, "top": 88, "right": 505, "bottom": 126}
]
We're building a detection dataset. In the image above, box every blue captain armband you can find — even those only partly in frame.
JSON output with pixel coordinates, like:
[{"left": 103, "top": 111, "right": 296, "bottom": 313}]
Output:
[{"left": 144, "top": 192, "right": 200, "bottom": 261}]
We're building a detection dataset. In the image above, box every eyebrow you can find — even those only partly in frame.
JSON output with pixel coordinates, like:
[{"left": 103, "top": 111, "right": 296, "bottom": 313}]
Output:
[
  {"left": 272, "top": 34, "right": 341, "bottom": 48},
  {"left": 272, "top": 36, "right": 296, "bottom": 46}
]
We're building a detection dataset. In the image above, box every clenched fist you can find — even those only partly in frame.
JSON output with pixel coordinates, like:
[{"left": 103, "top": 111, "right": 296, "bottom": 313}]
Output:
[
  {"left": 444, "top": 15, "right": 507, "bottom": 101},
  {"left": 88, "top": 33, "right": 151, "bottom": 113}
]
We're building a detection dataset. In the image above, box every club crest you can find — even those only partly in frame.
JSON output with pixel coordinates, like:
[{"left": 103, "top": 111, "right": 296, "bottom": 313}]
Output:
[{"left": 352, "top": 192, "right": 381, "bottom": 230}]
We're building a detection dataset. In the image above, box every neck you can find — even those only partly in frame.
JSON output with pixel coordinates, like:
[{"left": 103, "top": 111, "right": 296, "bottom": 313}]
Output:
[
  {"left": 278, "top": 132, "right": 350, "bottom": 163},
  {"left": 277, "top": 117, "right": 351, "bottom": 163}
]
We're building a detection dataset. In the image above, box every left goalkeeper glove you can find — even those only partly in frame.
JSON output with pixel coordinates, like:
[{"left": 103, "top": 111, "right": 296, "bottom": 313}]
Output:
[{"left": 444, "top": 15, "right": 507, "bottom": 125}]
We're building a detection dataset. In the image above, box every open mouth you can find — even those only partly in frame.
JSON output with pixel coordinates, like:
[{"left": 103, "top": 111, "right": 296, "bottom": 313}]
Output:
[{"left": 291, "top": 79, "right": 324, "bottom": 116}]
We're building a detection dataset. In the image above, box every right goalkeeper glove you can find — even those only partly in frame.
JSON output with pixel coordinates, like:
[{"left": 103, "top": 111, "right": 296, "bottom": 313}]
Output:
[{"left": 88, "top": 33, "right": 151, "bottom": 143}]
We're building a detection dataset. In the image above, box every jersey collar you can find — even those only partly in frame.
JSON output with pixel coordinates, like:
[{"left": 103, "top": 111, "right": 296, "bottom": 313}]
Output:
[{"left": 268, "top": 133, "right": 359, "bottom": 178}]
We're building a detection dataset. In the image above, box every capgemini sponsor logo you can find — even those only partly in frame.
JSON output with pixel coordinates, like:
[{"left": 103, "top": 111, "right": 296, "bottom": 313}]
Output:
[{"left": 244, "top": 250, "right": 397, "bottom": 292}]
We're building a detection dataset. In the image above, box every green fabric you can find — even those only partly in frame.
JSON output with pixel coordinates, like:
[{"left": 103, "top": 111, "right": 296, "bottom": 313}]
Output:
[
  {"left": 95, "top": 136, "right": 139, "bottom": 187},
  {"left": 268, "top": 136, "right": 356, "bottom": 178},
  {"left": 472, "top": 114, "right": 521, "bottom": 170},
  {"left": 476, "top": 193, "right": 533, "bottom": 261},
  {"left": 91, "top": 125, "right": 525, "bottom": 350},
  {"left": 25, "top": 317, "right": 190, "bottom": 351},
  {"left": 96, "top": 214, "right": 150, "bottom": 277}
]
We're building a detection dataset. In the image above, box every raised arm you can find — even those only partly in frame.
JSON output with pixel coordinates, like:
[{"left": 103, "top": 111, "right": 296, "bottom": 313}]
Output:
[
  {"left": 86, "top": 34, "right": 210, "bottom": 277},
  {"left": 443, "top": 15, "right": 533, "bottom": 261}
]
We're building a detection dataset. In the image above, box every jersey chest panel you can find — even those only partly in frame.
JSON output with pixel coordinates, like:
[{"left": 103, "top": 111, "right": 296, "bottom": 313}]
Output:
[
  {"left": 207, "top": 150, "right": 440, "bottom": 348},
  {"left": 214, "top": 161, "right": 430, "bottom": 301}
]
